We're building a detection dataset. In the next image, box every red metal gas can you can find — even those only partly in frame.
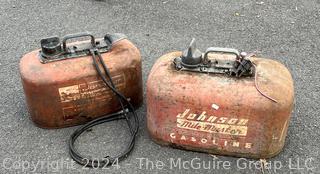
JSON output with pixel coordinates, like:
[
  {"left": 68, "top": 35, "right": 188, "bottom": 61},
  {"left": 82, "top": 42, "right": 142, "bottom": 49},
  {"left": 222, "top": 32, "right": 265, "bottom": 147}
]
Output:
[
  {"left": 20, "top": 32, "right": 142, "bottom": 128},
  {"left": 146, "top": 39, "right": 294, "bottom": 159}
]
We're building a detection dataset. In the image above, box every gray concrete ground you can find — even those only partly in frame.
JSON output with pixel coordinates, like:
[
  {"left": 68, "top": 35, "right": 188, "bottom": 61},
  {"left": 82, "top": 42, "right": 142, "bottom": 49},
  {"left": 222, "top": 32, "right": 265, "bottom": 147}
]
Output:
[{"left": 0, "top": 0, "right": 319, "bottom": 173}]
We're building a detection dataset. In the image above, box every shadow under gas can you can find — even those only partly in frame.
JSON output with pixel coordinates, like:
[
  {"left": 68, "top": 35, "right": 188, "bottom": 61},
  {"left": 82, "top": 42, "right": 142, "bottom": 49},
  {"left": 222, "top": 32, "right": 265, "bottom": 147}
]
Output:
[
  {"left": 20, "top": 32, "right": 143, "bottom": 128},
  {"left": 146, "top": 39, "right": 294, "bottom": 159}
]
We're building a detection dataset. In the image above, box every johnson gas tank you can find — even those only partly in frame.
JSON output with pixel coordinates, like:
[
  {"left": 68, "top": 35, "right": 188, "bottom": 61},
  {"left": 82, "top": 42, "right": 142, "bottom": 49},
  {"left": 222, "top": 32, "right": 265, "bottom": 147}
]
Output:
[
  {"left": 146, "top": 39, "right": 294, "bottom": 159},
  {"left": 20, "top": 32, "right": 142, "bottom": 128}
]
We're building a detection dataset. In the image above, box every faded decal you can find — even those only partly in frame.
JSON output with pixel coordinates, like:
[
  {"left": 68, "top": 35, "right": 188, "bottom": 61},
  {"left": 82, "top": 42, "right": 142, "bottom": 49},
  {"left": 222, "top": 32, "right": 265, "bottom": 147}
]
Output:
[
  {"left": 58, "top": 74, "right": 125, "bottom": 120},
  {"left": 172, "top": 109, "right": 251, "bottom": 149},
  {"left": 169, "top": 132, "right": 252, "bottom": 149},
  {"left": 176, "top": 109, "right": 248, "bottom": 136},
  {"left": 177, "top": 118, "right": 247, "bottom": 136},
  {"left": 211, "top": 103, "right": 219, "bottom": 110}
]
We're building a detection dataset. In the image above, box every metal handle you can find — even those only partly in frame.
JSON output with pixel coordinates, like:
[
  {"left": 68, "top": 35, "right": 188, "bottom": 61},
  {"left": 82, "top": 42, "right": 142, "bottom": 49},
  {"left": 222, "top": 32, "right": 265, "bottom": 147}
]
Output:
[
  {"left": 203, "top": 47, "right": 240, "bottom": 62},
  {"left": 62, "top": 32, "right": 96, "bottom": 52}
]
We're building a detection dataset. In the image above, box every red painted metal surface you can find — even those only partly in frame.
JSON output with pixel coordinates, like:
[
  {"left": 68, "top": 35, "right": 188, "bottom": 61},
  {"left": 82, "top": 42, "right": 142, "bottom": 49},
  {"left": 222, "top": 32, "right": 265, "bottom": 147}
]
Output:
[
  {"left": 20, "top": 39, "right": 142, "bottom": 128},
  {"left": 147, "top": 52, "right": 294, "bottom": 159}
]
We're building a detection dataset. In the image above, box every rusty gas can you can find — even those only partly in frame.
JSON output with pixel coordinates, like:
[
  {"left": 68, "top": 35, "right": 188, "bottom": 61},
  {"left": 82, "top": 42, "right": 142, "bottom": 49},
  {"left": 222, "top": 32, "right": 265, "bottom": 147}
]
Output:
[
  {"left": 146, "top": 39, "right": 294, "bottom": 159},
  {"left": 20, "top": 32, "right": 143, "bottom": 128}
]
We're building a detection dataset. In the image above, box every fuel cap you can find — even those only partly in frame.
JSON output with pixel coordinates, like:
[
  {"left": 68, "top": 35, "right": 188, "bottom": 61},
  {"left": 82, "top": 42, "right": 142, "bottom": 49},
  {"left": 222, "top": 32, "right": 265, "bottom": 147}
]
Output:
[
  {"left": 40, "top": 37, "right": 62, "bottom": 56},
  {"left": 181, "top": 38, "right": 202, "bottom": 66}
]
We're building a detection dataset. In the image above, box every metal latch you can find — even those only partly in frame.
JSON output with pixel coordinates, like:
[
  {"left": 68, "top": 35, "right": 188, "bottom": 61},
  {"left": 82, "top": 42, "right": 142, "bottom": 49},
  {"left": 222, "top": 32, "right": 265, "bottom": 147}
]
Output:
[
  {"left": 39, "top": 32, "right": 126, "bottom": 63},
  {"left": 173, "top": 39, "right": 254, "bottom": 77}
]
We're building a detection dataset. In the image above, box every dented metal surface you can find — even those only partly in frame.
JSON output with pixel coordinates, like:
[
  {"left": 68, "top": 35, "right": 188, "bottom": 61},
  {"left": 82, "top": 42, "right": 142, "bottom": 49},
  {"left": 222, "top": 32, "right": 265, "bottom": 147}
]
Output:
[
  {"left": 147, "top": 49, "right": 294, "bottom": 159},
  {"left": 20, "top": 34, "right": 143, "bottom": 128}
]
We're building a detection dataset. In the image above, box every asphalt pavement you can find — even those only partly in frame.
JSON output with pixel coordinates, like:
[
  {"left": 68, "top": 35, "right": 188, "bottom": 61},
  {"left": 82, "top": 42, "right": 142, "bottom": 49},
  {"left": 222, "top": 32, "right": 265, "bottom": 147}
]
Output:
[{"left": 0, "top": 0, "right": 319, "bottom": 173}]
